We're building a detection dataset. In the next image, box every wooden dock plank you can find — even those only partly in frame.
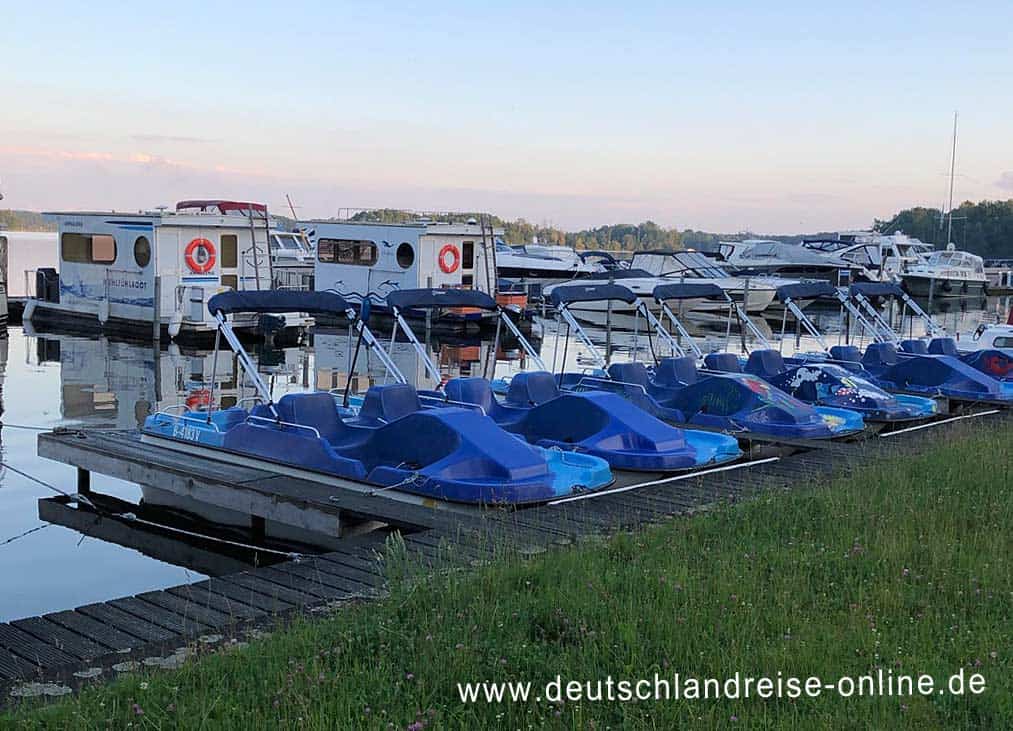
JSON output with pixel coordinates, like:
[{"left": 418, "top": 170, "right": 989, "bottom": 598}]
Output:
[
  {"left": 196, "top": 578, "right": 294, "bottom": 615},
  {"left": 0, "top": 624, "right": 77, "bottom": 671},
  {"left": 255, "top": 566, "right": 355, "bottom": 601},
  {"left": 306, "top": 557, "right": 386, "bottom": 589},
  {"left": 76, "top": 603, "right": 177, "bottom": 643},
  {"left": 107, "top": 597, "right": 209, "bottom": 637},
  {"left": 0, "top": 647, "right": 39, "bottom": 681},
  {"left": 44, "top": 610, "right": 147, "bottom": 652},
  {"left": 222, "top": 572, "right": 322, "bottom": 607},
  {"left": 166, "top": 584, "right": 264, "bottom": 622},
  {"left": 136, "top": 591, "right": 236, "bottom": 630},
  {"left": 10, "top": 616, "right": 112, "bottom": 662}
]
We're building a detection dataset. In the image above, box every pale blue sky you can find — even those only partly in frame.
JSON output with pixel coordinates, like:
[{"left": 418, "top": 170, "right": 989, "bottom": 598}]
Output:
[{"left": 3, "top": 1, "right": 1012, "bottom": 232}]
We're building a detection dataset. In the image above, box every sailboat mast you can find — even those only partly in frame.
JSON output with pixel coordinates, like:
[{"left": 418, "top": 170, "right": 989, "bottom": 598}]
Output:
[{"left": 945, "top": 111, "right": 958, "bottom": 246}]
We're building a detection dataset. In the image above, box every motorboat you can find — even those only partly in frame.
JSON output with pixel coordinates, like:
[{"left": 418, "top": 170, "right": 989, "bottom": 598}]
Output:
[
  {"left": 142, "top": 290, "right": 614, "bottom": 506},
  {"left": 386, "top": 287, "right": 744, "bottom": 472},
  {"left": 544, "top": 284, "right": 867, "bottom": 441},
  {"left": 900, "top": 245, "right": 988, "bottom": 299},
  {"left": 712, "top": 239, "right": 867, "bottom": 286},
  {"left": 627, "top": 250, "right": 779, "bottom": 313},
  {"left": 801, "top": 231, "right": 933, "bottom": 283},
  {"left": 493, "top": 240, "right": 598, "bottom": 288}
]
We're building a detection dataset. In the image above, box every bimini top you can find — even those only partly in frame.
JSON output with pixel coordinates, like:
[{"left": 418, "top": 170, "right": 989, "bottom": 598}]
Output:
[
  {"left": 775, "top": 281, "right": 839, "bottom": 302},
  {"left": 208, "top": 290, "right": 350, "bottom": 316},
  {"left": 550, "top": 284, "right": 638, "bottom": 307},
  {"left": 386, "top": 288, "right": 498, "bottom": 311},
  {"left": 849, "top": 282, "right": 905, "bottom": 299},
  {"left": 653, "top": 283, "right": 727, "bottom": 302},
  {"left": 176, "top": 200, "right": 268, "bottom": 215}
]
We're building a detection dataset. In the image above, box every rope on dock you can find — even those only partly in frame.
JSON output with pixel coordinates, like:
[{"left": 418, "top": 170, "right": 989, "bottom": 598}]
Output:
[
  {"left": 880, "top": 409, "right": 1001, "bottom": 438},
  {"left": 0, "top": 523, "right": 50, "bottom": 547},
  {"left": 546, "top": 456, "right": 782, "bottom": 506}
]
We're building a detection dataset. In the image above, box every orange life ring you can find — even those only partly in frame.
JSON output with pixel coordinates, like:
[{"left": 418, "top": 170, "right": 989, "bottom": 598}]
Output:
[
  {"left": 185, "top": 237, "right": 217, "bottom": 274},
  {"left": 438, "top": 244, "right": 460, "bottom": 274}
]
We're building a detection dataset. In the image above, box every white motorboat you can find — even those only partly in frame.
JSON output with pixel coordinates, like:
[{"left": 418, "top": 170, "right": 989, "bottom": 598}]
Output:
[
  {"left": 800, "top": 231, "right": 932, "bottom": 283},
  {"left": 901, "top": 246, "right": 988, "bottom": 299},
  {"left": 713, "top": 239, "right": 868, "bottom": 285}
]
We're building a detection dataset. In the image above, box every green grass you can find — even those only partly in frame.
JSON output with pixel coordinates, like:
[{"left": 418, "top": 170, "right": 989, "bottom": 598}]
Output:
[{"left": 5, "top": 424, "right": 1012, "bottom": 729}]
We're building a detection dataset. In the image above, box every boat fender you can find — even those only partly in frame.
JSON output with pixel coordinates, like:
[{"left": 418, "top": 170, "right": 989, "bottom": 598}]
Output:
[
  {"left": 168, "top": 310, "right": 183, "bottom": 338},
  {"left": 98, "top": 299, "right": 110, "bottom": 323},
  {"left": 438, "top": 244, "right": 461, "bottom": 274},
  {"left": 185, "top": 238, "right": 217, "bottom": 274}
]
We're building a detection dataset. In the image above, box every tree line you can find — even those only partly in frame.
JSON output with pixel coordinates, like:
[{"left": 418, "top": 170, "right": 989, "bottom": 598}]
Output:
[{"left": 875, "top": 200, "right": 1013, "bottom": 260}]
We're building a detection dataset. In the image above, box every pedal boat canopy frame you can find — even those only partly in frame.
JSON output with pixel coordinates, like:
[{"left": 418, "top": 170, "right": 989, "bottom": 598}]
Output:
[
  {"left": 385, "top": 288, "right": 546, "bottom": 386},
  {"left": 205, "top": 290, "right": 402, "bottom": 416}
]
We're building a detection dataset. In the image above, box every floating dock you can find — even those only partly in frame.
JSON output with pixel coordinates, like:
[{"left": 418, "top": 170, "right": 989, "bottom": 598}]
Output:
[{"left": 0, "top": 409, "right": 1008, "bottom": 699}]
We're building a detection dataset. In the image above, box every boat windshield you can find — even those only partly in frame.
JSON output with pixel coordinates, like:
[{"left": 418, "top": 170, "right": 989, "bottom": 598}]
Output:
[
  {"left": 632, "top": 251, "right": 731, "bottom": 278},
  {"left": 927, "top": 250, "right": 984, "bottom": 272},
  {"left": 273, "top": 233, "right": 308, "bottom": 252}
]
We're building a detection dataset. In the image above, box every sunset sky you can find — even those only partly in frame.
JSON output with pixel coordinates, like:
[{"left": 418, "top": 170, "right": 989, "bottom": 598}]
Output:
[{"left": 4, "top": 1, "right": 1013, "bottom": 233}]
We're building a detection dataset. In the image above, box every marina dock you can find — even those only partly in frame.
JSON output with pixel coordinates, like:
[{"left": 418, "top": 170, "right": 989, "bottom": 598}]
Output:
[{"left": 1, "top": 408, "right": 1007, "bottom": 698}]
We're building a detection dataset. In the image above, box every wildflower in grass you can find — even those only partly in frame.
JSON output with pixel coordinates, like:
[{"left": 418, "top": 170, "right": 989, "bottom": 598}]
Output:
[
  {"left": 902, "top": 568, "right": 910, "bottom": 577},
  {"left": 406, "top": 672, "right": 415, "bottom": 681},
  {"left": 139, "top": 682, "right": 148, "bottom": 690},
  {"left": 132, "top": 704, "right": 144, "bottom": 716}
]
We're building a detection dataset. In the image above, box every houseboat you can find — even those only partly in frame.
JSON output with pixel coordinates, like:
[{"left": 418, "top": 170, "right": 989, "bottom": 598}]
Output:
[
  {"left": 28, "top": 200, "right": 308, "bottom": 342},
  {"left": 304, "top": 217, "right": 502, "bottom": 325}
]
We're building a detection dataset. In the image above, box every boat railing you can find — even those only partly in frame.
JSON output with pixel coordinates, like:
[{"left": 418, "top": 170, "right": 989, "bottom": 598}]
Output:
[
  {"left": 245, "top": 413, "right": 322, "bottom": 440},
  {"left": 149, "top": 410, "right": 224, "bottom": 432},
  {"left": 417, "top": 394, "right": 487, "bottom": 415},
  {"left": 574, "top": 376, "right": 649, "bottom": 395}
]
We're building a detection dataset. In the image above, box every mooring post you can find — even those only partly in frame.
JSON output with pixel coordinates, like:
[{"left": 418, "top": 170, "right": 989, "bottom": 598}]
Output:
[{"left": 77, "top": 467, "right": 91, "bottom": 495}]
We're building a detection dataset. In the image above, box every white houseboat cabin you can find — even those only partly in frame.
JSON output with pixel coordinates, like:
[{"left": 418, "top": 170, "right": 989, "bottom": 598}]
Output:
[
  {"left": 303, "top": 219, "right": 500, "bottom": 306},
  {"left": 31, "top": 200, "right": 307, "bottom": 340}
]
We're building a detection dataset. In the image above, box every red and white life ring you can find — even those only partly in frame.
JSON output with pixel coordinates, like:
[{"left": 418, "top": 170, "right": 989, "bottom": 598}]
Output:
[
  {"left": 184, "top": 237, "right": 217, "bottom": 274},
  {"left": 438, "top": 244, "right": 460, "bottom": 274}
]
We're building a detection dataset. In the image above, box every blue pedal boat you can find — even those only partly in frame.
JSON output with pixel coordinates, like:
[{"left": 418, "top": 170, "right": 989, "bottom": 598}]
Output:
[
  {"left": 846, "top": 282, "right": 1013, "bottom": 386},
  {"left": 655, "top": 282, "right": 935, "bottom": 425},
  {"left": 440, "top": 372, "right": 743, "bottom": 472},
  {"left": 740, "top": 349, "right": 936, "bottom": 423},
  {"left": 828, "top": 342, "right": 1013, "bottom": 406},
  {"left": 543, "top": 282, "right": 866, "bottom": 440},
  {"left": 143, "top": 290, "right": 613, "bottom": 506},
  {"left": 383, "top": 287, "right": 742, "bottom": 472},
  {"left": 604, "top": 358, "right": 866, "bottom": 439}
]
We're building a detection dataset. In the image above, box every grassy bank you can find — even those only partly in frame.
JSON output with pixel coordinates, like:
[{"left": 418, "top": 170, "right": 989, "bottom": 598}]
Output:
[{"left": 6, "top": 424, "right": 1012, "bottom": 729}]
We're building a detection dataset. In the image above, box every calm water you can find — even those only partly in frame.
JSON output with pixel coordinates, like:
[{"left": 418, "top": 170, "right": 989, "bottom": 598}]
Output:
[{"left": 0, "top": 294, "right": 1008, "bottom": 622}]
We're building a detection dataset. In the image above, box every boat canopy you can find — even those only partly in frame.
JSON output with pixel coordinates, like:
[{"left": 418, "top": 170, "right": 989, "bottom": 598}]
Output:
[
  {"left": 849, "top": 282, "right": 905, "bottom": 299},
  {"left": 175, "top": 199, "right": 268, "bottom": 215},
  {"left": 386, "top": 288, "right": 498, "bottom": 311},
  {"left": 775, "top": 282, "right": 839, "bottom": 302},
  {"left": 653, "top": 283, "right": 726, "bottom": 302},
  {"left": 207, "top": 290, "right": 350, "bottom": 316},
  {"left": 550, "top": 284, "right": 638, "bottom": 307}
]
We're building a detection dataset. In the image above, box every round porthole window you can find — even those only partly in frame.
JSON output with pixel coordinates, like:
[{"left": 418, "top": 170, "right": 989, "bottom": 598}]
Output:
[
  {"left": 134, "top": 236, "right": 152, "bottom": 267},
  {"left": 396, "top": 242, "right": 415, "bottom": 269}
]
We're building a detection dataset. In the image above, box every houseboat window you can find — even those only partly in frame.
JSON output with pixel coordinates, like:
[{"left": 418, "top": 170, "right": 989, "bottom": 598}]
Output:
[
  {"left": 133, "top": 236, "right": 151, "bottom": 267},
  {"left": 317, "top": 239, "right": 378, "bottom": 266},
  {"left": 995, "top": 337, "right": 1013, "bottom": 348},
  {"left": 462, "top": 241, "right": 475, "bottom": 269},
  {"left": 221, "top": 274, "right": 238, "bottom": 290},
  {"left": 221, "top": 235, "right": 238, "bottom": 268},
  {"left": 61, "top": 233, "right": 117, "bottom": 264},
  {"left": 396, "top": 242, "right": 415, "bottom": 269}
]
